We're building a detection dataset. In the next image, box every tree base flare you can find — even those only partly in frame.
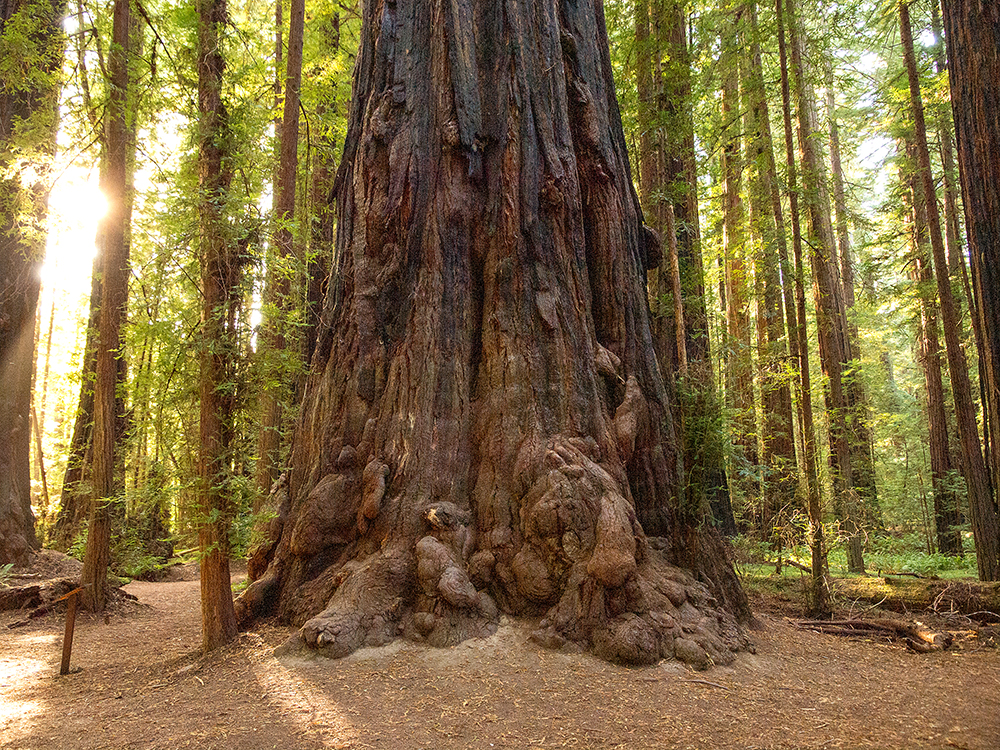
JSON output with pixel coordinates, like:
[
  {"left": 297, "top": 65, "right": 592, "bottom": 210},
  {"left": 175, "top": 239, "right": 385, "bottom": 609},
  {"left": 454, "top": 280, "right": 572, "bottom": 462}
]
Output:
[{"left": 247, "top": 505, "right": 750, "bottom": 669}]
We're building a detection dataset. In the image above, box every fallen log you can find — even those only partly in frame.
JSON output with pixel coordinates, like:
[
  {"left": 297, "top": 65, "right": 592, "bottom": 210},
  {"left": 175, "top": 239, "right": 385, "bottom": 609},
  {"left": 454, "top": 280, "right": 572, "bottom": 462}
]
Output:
[
  {"left": 793, "top": 618, "right": 954, "bottom": 652},
  {"left": 0, "top": 578, "right": 79, "bottom": 611}
]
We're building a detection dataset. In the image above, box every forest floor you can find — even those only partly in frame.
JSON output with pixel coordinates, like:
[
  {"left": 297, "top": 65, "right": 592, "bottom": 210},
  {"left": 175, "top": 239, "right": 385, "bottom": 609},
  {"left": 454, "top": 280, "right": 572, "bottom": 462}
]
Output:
[{"left": 2, "top": 553, "right": 999, "bottom": 750}]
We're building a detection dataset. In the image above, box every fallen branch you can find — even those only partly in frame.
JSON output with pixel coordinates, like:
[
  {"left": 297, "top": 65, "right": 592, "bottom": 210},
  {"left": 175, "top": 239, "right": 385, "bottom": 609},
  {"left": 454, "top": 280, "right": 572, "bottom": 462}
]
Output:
[
  {"left": 767, "top": 558, "right": 812, "bottom": 574},
  {"left": 881, "top": 571, "right": 939, "bottom": 580},
  {"left": 682, "top": 679, "right": 729, "bottom": 690},
  {"left": 793, "top": 618, "right": 953, "bottom": 652}
]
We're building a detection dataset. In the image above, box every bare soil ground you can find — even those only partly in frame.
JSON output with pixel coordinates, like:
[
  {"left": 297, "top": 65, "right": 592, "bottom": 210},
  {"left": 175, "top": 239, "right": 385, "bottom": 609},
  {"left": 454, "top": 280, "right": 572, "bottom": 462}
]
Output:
[{"left": 2, "top": 558, "right": 998, "bottom": 750}]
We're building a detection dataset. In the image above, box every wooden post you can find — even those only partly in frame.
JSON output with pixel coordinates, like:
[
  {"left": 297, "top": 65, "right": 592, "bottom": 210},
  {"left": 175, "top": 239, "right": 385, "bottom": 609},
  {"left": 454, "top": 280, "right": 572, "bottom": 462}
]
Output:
[{"left": 60, "top": 588, "right": 81, "bottom": 675}]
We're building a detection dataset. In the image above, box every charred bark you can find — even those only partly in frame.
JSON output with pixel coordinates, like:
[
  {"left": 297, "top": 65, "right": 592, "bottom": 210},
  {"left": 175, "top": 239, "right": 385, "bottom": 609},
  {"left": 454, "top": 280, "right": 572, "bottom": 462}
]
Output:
[{"left": 237, "top": 0, "right": 750, "bottom": 667}]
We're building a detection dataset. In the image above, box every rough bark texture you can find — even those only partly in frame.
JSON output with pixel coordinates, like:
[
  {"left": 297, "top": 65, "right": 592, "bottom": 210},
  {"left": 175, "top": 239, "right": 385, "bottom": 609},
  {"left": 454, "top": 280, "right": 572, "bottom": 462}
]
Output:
[
  {"left": 197, "top": 0, "right": 239, "bottom": 650},
  {"left": 237, "top": 0, "right": 750, "bottom": 667},
  {"left": 937, "top": 0, "right": 1000, "bottom": 580},
  {"left": 0, "top": 0, "right": 63, "bottom": 567}
]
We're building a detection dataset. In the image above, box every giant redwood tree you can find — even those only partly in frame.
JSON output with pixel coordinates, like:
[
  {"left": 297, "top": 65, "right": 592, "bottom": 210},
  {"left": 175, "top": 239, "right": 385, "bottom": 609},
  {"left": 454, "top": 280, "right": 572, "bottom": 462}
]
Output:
[{"left": 237, "top": 0, "right": 750, "bottom": 666}]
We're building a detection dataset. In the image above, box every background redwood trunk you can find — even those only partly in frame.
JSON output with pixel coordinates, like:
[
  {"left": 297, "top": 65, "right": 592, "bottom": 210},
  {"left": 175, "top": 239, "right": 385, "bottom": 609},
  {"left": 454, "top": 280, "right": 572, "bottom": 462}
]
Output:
[
  {"left": 81, "top": 0, "right": 135, "bottom": 612},
  {"left": 938, "top": 0, "right": 1000, "bottom": 580},
  {"left": 237, "top": 0, "right": 749, "bottom": 667},
  {"left": 197, "top": 0, "right": 240, "bottom": 650},
  {"left": 0, "top": 0, "right": 63, "bottom": 568}
]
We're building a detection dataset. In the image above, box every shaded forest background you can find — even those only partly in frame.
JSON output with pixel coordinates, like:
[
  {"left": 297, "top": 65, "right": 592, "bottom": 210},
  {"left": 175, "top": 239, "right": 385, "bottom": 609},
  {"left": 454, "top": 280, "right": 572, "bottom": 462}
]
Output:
[{"left": 3, "top": 0, "right": 999, "bottom": 643}]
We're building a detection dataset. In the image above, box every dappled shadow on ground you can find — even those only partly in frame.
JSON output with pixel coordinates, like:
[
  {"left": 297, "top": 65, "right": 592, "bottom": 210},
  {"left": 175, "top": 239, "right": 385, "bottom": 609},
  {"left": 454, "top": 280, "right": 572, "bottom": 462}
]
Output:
[{"left": 1, "top": 576, "right": 998, "bottom": 750}]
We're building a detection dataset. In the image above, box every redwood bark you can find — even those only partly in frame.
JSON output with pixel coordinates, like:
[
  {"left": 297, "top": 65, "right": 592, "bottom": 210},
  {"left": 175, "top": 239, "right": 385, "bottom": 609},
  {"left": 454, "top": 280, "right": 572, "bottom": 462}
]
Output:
[
  {"left": 237, "top": 0, "right": 749, "bottom": 667},
  {"left": 197, "top": 0, "right": 239, "bottom": 649},
  {"left": 937, "top": 0, "right": 1000, "bottom": 579}
]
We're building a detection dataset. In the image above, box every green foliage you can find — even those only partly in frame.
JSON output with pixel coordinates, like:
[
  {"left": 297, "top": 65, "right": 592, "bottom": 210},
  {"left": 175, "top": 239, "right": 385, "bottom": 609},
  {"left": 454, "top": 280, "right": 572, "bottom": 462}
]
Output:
[
  {"left": 867, "top": 532, "right": 977, "bottom": 577},
  {"left": 0, "top": 563, "right": 14, "bottom": 586},
  {"left": 734, "top": 529, "right": 976, "bottom": 583},
  {"left": 67, "top": 524, "right": 88, "bottom": 562}
]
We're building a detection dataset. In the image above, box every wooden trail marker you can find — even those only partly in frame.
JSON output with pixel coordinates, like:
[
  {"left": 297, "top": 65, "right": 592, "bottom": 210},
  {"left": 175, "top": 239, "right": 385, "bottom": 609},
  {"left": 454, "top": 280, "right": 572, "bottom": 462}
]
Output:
[{"left": 58, "top": 586, "right": 84, "bottom": 676}]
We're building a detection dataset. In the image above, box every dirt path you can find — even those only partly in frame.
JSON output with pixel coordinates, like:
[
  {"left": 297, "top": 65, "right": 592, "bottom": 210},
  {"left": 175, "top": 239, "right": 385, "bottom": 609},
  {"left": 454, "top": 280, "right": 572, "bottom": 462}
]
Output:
[{"left": 2, "top": 575, "right": 998, "bottom": 750}]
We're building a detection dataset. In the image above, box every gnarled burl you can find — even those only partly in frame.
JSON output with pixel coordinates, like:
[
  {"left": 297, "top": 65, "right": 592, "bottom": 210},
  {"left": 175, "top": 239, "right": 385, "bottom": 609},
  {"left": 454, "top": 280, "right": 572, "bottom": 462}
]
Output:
[{"left": 236, "top": 0, "right": 751, "bottom": 667}]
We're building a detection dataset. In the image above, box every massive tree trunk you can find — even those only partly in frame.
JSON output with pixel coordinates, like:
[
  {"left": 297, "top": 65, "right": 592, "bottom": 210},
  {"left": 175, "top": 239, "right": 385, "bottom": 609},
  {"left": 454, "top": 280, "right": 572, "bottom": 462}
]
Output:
[
  {"left": 237, "top": 0, "right": 750, "bottom": 667},
  {"left": 0, "top": 0, "right": 63, "bottom": 567},
  {"left": 80, "top": 0, "right": 136, "bottom": 612},
  {"left": 197, "top": 0, "right": 240, "bottom": 650},
  {"left": 937, "top": 0, "right": 1000, "bottom": 580}
]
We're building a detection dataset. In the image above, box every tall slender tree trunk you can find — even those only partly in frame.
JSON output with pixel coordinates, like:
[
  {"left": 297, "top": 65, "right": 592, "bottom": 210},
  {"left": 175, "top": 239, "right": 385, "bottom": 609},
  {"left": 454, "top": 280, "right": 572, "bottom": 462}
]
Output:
[
  {"left": 255, "top": 0, "right": 306, "bottom": 506},
  {"left": 786, "top": 0, "right": 864, "bottom": 573},
  {"left": 53, "top": 258, "right": 99, "bottom": 548},
  {"left": 825, "top": 60, "right": 879, "bottom": 531},
  {"left": 640, "top": 0, "right": 734, "bottom": 535},
  {"left": 933, "top": 0, "right": 987, "bottom": 466},
  {"left": 304, "top": 10, "right": 342, "bottom": 365},
  {"left": 743, "top": 0, "right": 797, "bottom": 542},
  {"left": 777, "top": 0, "right": 828, "bottom": 616},
  {"left": 197, "top": 0, "right": 240, "bottom": 650},
  {"left": 904, "top": 137, "right": 962, "bottom": 555},
  {"left": 81, "top": 0, "right": 137, "bottom": 613},
  {"left": 918, "top": 0, "right": 1000, "bottom": 580},
  {"left": 721, "top": 8, "right": 757, "bottom": 524},
  {"left": 52, "top": 2, "right": 103, "bottom": 549}
]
